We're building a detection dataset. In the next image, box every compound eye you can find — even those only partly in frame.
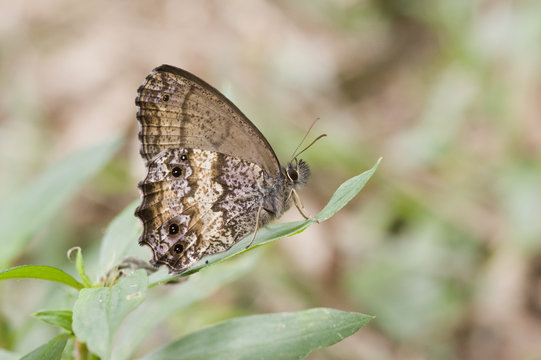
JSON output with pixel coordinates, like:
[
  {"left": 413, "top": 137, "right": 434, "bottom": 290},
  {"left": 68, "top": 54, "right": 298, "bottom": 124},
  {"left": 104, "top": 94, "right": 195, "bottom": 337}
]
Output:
[{"left": 287, "top": 168, "right": 299, "bottom": 181}]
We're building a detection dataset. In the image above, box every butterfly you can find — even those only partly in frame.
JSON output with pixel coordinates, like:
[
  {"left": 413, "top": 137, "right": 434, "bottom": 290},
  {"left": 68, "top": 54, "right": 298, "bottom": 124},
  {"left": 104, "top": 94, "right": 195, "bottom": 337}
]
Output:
[{"left": 135, "top": 65, "right": 317, "bottom": 274}]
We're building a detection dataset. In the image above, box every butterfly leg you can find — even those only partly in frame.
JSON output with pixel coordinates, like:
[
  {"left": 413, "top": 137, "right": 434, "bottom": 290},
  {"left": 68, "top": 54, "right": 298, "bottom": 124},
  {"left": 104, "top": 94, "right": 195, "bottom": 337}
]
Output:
[
  {"left": 291, "top": 188, "right": 319, "bottom": 223},
  {"left": 102, "top": 257, "right": 189, "bottom": 286},
  {"left": 246, "top": 204, "right": 263, "bottom": 249}
]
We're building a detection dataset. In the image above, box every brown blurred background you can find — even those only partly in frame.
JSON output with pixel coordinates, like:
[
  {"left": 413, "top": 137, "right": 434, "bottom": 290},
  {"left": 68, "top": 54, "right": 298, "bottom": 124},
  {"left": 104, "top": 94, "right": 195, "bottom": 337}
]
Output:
[{"left": 1, "top": 1, "right": 541, "bottom": 359}]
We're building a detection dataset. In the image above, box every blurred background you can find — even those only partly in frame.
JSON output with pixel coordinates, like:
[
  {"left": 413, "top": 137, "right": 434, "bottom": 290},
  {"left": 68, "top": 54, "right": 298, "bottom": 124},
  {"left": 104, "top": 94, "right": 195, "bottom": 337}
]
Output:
[{"left": 1, "top": 0, "right": 541, "bottom": 359}]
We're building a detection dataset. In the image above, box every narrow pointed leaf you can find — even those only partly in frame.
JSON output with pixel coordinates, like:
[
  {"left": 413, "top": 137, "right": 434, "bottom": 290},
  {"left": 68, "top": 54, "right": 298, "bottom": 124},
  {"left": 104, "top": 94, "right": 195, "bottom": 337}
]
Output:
[
  {"left": 138, "top": 308, "right": 373, "bottom": 360},
  {"left": 20, "top": 333, "right": 70, "bottom": 360},
  {"left": 315, "top": 157, "right": 381, "bottom": 222},
  {"left": 34, "top": 310, "right": 73, "bottom": 333},
  {"left": 0, "top": 265, "right": 83, "bottom": 289}
]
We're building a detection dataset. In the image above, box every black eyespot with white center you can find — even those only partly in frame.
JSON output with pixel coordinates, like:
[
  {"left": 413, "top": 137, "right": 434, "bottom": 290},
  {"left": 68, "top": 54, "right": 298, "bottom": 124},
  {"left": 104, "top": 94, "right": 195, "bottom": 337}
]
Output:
[
  {"left": 180, "top": 154, "right": 187, "bottom": 161},
  {"left": 169, "top": 223, "right": 179, "bottom": 235},
  {"left": 174, "top": 244, "right": 184, "bottom": 253},
  {"left": 171, "top": 167, "right": 182, "bottom": 177},
  {"left": 162, "top": 94, "right": 170, "bottom": 102}
]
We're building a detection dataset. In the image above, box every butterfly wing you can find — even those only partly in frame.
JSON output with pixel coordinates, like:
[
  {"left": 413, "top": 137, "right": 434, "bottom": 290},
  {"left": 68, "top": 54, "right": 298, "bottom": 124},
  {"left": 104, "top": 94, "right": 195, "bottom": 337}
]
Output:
[
  {"left": 135, "top": 148, "right": 275, "bottom": 273},
  {"left": 136, "top": 65, "right": 281, "bottom": 176}
]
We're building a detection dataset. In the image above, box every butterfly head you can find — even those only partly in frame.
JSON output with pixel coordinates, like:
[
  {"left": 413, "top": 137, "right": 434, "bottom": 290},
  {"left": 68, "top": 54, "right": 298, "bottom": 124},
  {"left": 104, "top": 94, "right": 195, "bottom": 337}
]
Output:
[
  {"left": 285, "top": 159, "right": 310, "bottom": 187},
  {"left": 285, "top": 125, "right": 325, "bottom": 188}
]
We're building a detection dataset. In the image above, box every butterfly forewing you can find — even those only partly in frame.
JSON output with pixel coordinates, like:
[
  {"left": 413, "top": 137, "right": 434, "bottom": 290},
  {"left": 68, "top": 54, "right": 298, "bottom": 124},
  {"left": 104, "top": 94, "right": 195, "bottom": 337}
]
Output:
[{"left": 136, "top": 65, "right": 281, "bottom": 176}]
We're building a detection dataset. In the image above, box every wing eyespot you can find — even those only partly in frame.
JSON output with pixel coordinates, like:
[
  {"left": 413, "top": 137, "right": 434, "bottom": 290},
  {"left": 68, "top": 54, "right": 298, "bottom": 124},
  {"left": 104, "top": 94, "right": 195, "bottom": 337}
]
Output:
[
  {"left": 168, "top": 223, "right": 179, "bottom": 235},
  {"left": 171, "top": 167, "right": 182, "bottom": 177},
  {"left": 162, "top": 94, "right": 170, "bottom": 102},
  {"left": 174, "top": 243, "right": 184, "bottom": 253}
]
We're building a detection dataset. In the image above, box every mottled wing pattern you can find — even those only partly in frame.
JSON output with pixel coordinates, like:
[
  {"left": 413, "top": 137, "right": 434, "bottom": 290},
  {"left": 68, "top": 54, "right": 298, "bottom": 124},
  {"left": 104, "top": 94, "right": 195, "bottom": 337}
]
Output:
[
  {"left": 135, "top": 148, "right": 271, "bottom": 273},
  {"left": 136, "top": 65, "right": 281, "bottom": 176}
]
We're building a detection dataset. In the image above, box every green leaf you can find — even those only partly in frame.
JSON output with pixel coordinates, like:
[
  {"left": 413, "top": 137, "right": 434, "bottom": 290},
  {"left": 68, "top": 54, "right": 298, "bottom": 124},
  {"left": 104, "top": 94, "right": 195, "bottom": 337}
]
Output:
[
  {"left": 0, "top": 265, "right": 83, "bottom": 290},
  {"left": 70, "top": 247, "right": 94, "bottom": 287},
  {"left": 72, "top": 269, "right": 148, "bottom": 359},
  {"left": 34, "top": 310, "right": 73, "bottom": 333},
  {"left": 154, "top": 158, "right": 381, "bottom": 283},
  {"left": 20, "top": 333, "right": 70, "bottom": 360},
  {"left": 138, "top": 308, "right": 373, "bottom": 360},
  {"left": 0, "top": 138, "right": 122, "bottom": 268},
  {"left": 97, "top": 200, "right": 145, "bottom": 277},
  {"left": 112, "top": 256, "right": 256, "bottom": 360},
  {"left": 315, "top": 157, "right": 381, "bottom": 222},
  {"left": 147, "top": 218, "right": 311, "bottom": 284}
]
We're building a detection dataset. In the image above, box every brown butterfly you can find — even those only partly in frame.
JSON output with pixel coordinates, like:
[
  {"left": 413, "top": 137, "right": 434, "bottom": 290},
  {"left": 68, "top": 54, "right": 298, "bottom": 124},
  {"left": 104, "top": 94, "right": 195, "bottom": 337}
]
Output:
[{"left": 135, "top": 65, "right": 318, "bottom": 274}]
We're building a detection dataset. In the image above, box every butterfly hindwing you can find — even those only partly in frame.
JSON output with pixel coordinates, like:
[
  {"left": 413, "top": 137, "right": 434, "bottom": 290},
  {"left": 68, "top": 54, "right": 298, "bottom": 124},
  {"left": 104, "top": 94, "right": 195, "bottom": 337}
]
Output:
[{"left": 135, "top": 148, "right": 271, "bottom": 273}]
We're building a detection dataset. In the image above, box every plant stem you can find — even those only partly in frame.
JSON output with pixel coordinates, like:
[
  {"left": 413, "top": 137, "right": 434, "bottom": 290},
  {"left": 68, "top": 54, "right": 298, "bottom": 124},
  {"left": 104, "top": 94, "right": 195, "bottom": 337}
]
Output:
[{"left": 75, "top": 339, "right": 98, "bottom": 360}]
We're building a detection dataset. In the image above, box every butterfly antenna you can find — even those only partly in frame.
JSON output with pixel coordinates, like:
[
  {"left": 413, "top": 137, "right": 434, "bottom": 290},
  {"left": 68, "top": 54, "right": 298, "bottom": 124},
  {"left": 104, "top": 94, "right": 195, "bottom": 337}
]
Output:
[
  {"left": 290, "top": 119, "right": 318, "bottom": 160},
  {"left": 290, "top": 119, "right": 326, "bottom": 161},
  {"left": 291, "top": 133, "right": 327, "bottom": 160}
]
